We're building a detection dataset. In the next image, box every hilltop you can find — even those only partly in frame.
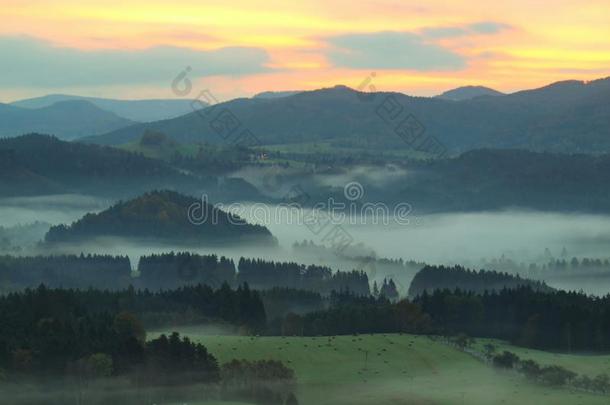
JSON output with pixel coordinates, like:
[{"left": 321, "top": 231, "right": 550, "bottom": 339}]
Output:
[{"left": 45, "top": 190, "right": 276, "bottom": 245}]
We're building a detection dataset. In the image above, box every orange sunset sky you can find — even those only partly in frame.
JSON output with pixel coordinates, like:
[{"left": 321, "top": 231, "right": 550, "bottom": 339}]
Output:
[{"left": 1, "top": 0, "right": 609, "bottom": 102}]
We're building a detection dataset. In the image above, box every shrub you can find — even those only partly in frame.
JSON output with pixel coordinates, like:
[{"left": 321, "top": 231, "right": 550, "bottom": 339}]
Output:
[
  {"left": 539, "top": 365, "right": 577, "bottom": 386},
  {"left": 592, "top": 373, "right": 610, "bottom": 393},
  {"left": 286, "top": 392, "right": 299, "bottom": 405},
  {"left": 483, "top": 343, "right": 497, "bottom": 359},
  {"left": 519, "top": 359, "right": 541, "bottom": 379},
  {"left": 574, "top": 375, "right": 593, "bottom": 391},
  {"left": 145, "top": 332, "right": 220, "bottom": 385},
  {"left": 87, "top": 353, "right": 113, "bottom": 378},
  {"left": 453, "top": 333, "right": 474, "bottom": 349},
  {"left": 221, "top": 359, "right": 296, "bottom": 404},
  {"left": 492, "top": 351, "right": 520, "bottom": 369}
]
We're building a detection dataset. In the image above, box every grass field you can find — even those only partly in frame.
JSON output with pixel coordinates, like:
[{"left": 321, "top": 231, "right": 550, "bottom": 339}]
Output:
[
  {"left": 165, "top": 402, "right": 249, "bottom": 405},
  {"left": 150, "top": 327, "right": 609, "bottom": 405},
  {"left": 473, "top": 339, "right": 610, "bottom": 377}
]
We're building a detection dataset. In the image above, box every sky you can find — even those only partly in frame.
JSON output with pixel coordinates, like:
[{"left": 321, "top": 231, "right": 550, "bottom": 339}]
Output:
[{"left": 1, "top": 0, "right": 610, "bottom": 102}]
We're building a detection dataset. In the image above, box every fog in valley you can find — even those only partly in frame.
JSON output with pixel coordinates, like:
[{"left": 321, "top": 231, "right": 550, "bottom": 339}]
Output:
[
  {"left": 4, "top": 195, "right": 610, "bottom": 295},
  {"left": 0, "top": 194, "right": 111, "bottom": 228}
]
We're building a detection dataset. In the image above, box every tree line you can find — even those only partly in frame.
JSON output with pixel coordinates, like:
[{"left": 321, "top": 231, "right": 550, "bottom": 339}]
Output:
[
  {"left": 237, "top": 257, "right": 370, "bottom": 296},
  {"left": 489, "top": 348, "right": 610, "bottom": 393},
  {"left": 0, "top": 283, "right": 266, "bottom": 374},
  {"left": 483, "top": 255, "right": 610, "bottom": 278},
  {"left": 271, "top": 291, "right": 432, "bottom": 336},
  {"left": 0, "top": 252, "right": 372, "bottom": 297},
  {"left": 0, "top": 254, "right": 132, "bottom": 291},
  {"left": 8, "top": 260, "right": 610, "bottom": 354},
  {"left": 415, "top": 286, "right": 610, "bottom": 351},
  {"left": 408, "top": 265, "right": 553, "bottom": 297},
  {"left": 0, "top": 283, "right": 298, "bottom": 404}
]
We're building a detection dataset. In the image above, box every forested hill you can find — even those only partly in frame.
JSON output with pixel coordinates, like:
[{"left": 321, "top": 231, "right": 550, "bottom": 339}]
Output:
[
  {"left": 282, "top": 148, "right": 610, "bottom": 214},
  {"left": 408, "top": 265, "right": 553, "bottom": 297},
  {"left": 0, "top": 134, "right": 211, "bottom": 197},
  {"left": 391, "top": 149, "right": 610, "bottom": 213},
  {"left": 82, "top": 77, "right": 610, "bottom": 154},
  {"left": 44, "top": 190, "right": 276, "bottom": 245}
]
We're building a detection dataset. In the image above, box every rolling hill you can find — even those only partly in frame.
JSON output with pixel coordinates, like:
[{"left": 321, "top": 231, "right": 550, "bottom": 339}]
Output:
[
  {"left": 149, "top": 330, "right": 609, "bottom": 405},
  {"left": 392, "top": 148, "right": 610, "bottom": 213},
  {"left": 11, "top": 94, "right": 201, "bottom": 122},
  {"left": 0, "top": 134, "right": 266, "bottom": 201},
  {"left": 436, "top": 85, "right": 504, "bottom": 100},
  {"left": 0, "top": 100, "right": 134, "bottom": 140},
  {"left": 80, "top": 77, "right": 610, "bottom": 154},
  {"left": 408, "top": 265, "right": 553, "bottom": 297},
  {"left": 291, "top": 148, "right": 610, "bottom": 214},
  {"left": 0, "top": 134, "right": 208, "bottom": 197},
  {"left": 45, "top": 190, "right": 277, "bottom": 245}
]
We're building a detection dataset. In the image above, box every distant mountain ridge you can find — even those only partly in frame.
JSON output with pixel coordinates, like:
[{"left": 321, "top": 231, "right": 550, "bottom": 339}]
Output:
[
  {"left": 81, "top": 77, "right": 610, "bottom": 154},
  {"left": 436, "top": 85, "right": 504, "bottom": 101},
  {"left": 0, "top": 100, "right": 134, "bottom": 140},
  {"left": 11, "top": 94, "right": 202, "bottom": 122}
]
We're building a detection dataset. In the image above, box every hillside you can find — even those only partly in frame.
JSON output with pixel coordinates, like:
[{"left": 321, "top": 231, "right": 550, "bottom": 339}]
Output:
[
  {"left": 11, "top": 94, "right": 200, "bottom": 122},
  {"left": 276, "top": 148, "right": 610, "bottom": 214},
  {"left": 0, "top": 134, "right": 208, "bottom": 197},
  {"left": 150, "top": 331, "right": 607, "bottom": 405},
  {"left": 408, "top": 265, "right": 553, "bottom": 297},
  {"left": 81, "top": 77, "right": 610, "bottom": 154},
  {"left": 120, "top": 130, "right": 183, "bottom": 161},
  {"left": 384, "top": 148, "right": 610, "bottom": 213},
  {"left": 0, "top": 100, "right": 134, "bottom": 140},
  {"left": 45, "top": 190, "right": 276, "bottom": 245}
]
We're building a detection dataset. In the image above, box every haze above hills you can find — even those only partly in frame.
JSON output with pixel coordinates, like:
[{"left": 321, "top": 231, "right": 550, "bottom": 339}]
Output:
[
  {"left": 0, "top": 95, "right": 205, "bottom": 140},
  {"left": 11, "top": 94, "right": 199, "bottom": 122},
  {"left": 0, "top": 100, "right": 134, "bottom": 140}
]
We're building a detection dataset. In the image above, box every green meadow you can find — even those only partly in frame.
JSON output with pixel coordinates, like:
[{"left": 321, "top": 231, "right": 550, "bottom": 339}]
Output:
[
  {"left": 473, "top": 338, "right": 610, "bottom": 377},
  {"left": 150, "top": 327, "right": 609, "bottom": 405}
]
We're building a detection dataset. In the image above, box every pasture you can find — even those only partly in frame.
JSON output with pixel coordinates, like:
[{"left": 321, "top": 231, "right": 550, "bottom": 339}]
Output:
[{"left": 150, "top": 327, "right": 609, "bottom": 405}]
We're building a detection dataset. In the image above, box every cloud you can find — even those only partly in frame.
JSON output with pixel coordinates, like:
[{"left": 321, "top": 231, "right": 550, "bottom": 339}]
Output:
[
  {"left": 0, "top": 36, "right": 271, "bottom": 88},
  {"left": 468, "top": 22, "right": 511, "bottom": 35},
  {"left": 326, "top": 32, "right": 465, "bottom": 71},
  {"left": 421, "top": 21, "right": 511, "bottom": 39},
  {"left": 421, "top": 27, "right": 469, "bottom": 39}
]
